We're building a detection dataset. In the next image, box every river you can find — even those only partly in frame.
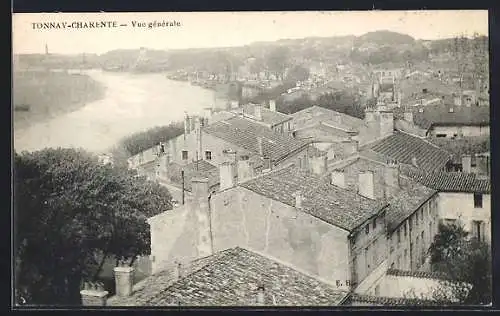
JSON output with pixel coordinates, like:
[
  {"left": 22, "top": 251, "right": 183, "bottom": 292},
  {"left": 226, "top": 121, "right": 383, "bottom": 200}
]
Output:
[{"left": 14, "top": 69, "right": 222, "bottom": 153}]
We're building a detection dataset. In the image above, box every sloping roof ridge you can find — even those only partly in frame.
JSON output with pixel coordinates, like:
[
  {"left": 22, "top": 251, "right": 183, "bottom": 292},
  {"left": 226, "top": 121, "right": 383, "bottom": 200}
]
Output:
[{"left": 397, "top": 130, "right": 452, "bottom": 154}]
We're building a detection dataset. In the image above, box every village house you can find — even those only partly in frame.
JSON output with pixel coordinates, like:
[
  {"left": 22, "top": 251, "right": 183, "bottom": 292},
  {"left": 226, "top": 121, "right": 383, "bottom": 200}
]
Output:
[
  {"left": 229, "top": 101, "right": 293, "bottom": 135},
  {"left": 401, "top": 166, "right": 491, "bottom": 244},
  {"left": 408, "top": 103, "right": 490, "bottom": 138}
]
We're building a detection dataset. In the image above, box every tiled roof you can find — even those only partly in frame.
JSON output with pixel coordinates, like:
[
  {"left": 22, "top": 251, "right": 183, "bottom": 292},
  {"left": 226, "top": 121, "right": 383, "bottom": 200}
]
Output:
[
  {"left": 428, "top": 136, "right": 490, "bottom": 163},
  {"left": 204, "top": 117, "right": 310, "bottom": 163},
  {"left": 411, "top": 104, "right": 490, "bottom": 130},
  {"left": 386, "top": 269, "right": 453, "bottom": 281},
  {"left": 240, "top": 165, "right": 386, "bottom": 231},
  {"left": 236, "top": 103, "right": 292, "bottom": 127},
  {"left": 348, "top": 293, "right": 445, "bottom": 306},
  {"left": 386, "top": 182, "right": 437, "bottom": 232},
  {"left": 291, "top": 106, "right": 365, "bottom": 135},
  {"left": 110, "top": 247, "right": 348, "bottom": 306},
  {"left": 400, "top": 165, "right": 491, "bottom": 193},
  {"left": 165, "top": 160, "right": 220, "bottom": 192},
  {"left": 364, "top": 131, "right": 452, "bottom": 172}
]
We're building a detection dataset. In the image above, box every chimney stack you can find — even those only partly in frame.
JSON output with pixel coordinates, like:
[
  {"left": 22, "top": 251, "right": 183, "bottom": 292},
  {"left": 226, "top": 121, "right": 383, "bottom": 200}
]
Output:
[
  {"left": 190, "top": 177, "right": 213, "bottom": 257},
  {"left": 184, "top": 114, "right": 190, "bottom": 136},
  {"left": 269, "top": 100, "right": 277, "bottom": 112},
  {"left": 256, "top": 285, "right": 265, "bottom": 306},
  {"left": 203, "top": 107, "right": 213, "bottom": 124},
  {"left": 257, "top": 137, "right": 264, "bottom": 157},
  {"left": 237, "top": 155, "right": 254, "bottom": 183},
  {"left": 309, "top": 154, "right": 327, "bottom": 175},
  {"left": 384, "top": 160, "right": 400, "bottom": 198},
  {"left": 195, "top": 117, "right": 203, "bottom": 161},
  {"left": 462, "top": 155, "right": 472, "bottom": 173},
  {"left": 192, "top": 176, "right": 210, "bottom": 201},
  {"left": 80, "top": 281, "right": 108, "bottom": 306},
  {"left": 331, "top": 170, "right": 346, "bottom": 189},
  {"left": 411, "top": 157, "right": 418, "bottom": 168},
  {"left": 220, "top": 161, "right": 236, "bottom": 190},
  {"left": 174, "top": 261, "right": 183, "bottom": 280},
  {"left": 358, "top": 171, "right": 375, "bottom": 200},
  {"left": 113, "top": 266, "right": 135, "bottom": 297},
  {"left": 254, "top": 105, "right": 263, "bottom": 121},
  {"left": 294, "top": 191, "right": 303, "bottom": 209},
  {"left": 379, "top": 109, "right": 394, "bottom": 139}
]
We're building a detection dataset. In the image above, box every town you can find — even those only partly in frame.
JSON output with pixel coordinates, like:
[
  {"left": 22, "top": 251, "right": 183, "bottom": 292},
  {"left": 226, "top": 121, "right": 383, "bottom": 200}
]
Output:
[{"left": 13, "top": 12, "right": 491, "bottom": 308}]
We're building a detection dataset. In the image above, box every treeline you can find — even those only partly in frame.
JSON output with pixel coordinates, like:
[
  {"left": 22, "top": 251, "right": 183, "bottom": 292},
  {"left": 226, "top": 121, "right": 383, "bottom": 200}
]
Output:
[
  {"left": 119, "top": 122, "right": 184, "bottom": 157},
  {"left": 276, "top": 91, "right": 367, "bottom": 119},
  {"left": 349, "top": 45, "right": 430, "bottom": 65}
]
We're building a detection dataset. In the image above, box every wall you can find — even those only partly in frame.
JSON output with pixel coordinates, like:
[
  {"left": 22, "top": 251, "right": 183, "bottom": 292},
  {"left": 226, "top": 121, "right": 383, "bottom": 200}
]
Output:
[
  {"left": 379, "top": 275, "right": 444, "bottom": 299},
  {"left": 293, "top": 125, "right": 351, "bottom": 144},
  {"left": 437, "top": 192, "right": 491, "bottom": 243},
  {"left": 387, "top": 196, "right": 439, "bottom": 272},
  {"left": 430, "top": 125, "right": 490, "bottom": 138},
  {"left": 211, "top": 187, "right": 352, "bottom": 290}
]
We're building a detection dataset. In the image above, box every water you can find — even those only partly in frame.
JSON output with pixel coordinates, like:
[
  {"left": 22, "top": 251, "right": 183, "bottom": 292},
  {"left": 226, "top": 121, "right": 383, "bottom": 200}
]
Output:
[{"left": 14, "top": 69, "right": 219, "bottom": 153}]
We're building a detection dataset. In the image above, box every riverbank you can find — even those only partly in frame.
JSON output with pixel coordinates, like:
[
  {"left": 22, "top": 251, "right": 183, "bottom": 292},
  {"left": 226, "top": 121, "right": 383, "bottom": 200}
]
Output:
[{"left": 13, "top": 70, "right": 106, "bottom": 131}]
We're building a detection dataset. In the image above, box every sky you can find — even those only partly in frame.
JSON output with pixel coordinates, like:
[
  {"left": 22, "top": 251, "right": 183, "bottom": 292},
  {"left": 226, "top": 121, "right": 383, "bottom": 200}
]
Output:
[{"left": 12, "top": 10, "right": 489, "bottom": 55}]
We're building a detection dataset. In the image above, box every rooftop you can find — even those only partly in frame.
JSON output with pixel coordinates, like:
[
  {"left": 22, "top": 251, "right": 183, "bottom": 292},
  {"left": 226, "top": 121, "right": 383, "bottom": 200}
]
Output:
[
  {"left": 204, "top": 116, "right": 311, "bottom": 163},
  {"left": 240, "top": 165, "right": 386, "bottom": 232},
  {"left": 400, "top": 165, "right": 491, "bottom": 194},
  {"left": 165, "top": 160, "right": 220, "bottom": 192},
  {"left": 291, "top": 105, "right": 365, "bottom": 134},
  {"left": 428, "top": 136, "right": 490, "bottom": 163},
  {"left": 348, "top": 293, "right": 445, "bottom": 306},
  {"left": 362, "top": 131, "right": 452, "bottom": 172},
  {"left": 108, "top": 247, "right": 349, "bottom": 306},
  {"left": 234, "top": 103, "right": 292, "bottom": 127},
  {"left": 412, "top": 103, "right": 490, "bottom": 130}
]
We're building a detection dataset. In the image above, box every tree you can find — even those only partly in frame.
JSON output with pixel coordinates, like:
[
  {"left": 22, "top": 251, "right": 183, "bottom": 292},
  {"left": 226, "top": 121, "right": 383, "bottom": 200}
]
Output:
[
  {"left": 424, "top": 222, "right": 492, "bottom": 305},
  {"left": 285, "top": 65, "right": 310, "bottom": 83},
  {"left": 265, "top": 46, "right": 290, "bottom": 81},
  {"left": 15, "top": 148, "right": 173, "bottom": 305},
  {"left": 119, "top": 122, "right": 184, "bottom": 157}
]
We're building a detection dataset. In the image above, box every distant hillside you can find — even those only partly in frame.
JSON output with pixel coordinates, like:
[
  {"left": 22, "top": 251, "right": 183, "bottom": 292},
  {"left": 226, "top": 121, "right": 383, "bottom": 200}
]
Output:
[{"left": 354, "top": 30, "right": 415, "bottom": 46}]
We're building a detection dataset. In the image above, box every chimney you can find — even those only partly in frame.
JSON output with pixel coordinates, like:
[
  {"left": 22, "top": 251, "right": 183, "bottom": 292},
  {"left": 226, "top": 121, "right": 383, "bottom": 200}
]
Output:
[
  {"left": 462, "top": 155, "right": 472, "bottom": 173},
  {"left": 196, "top": 117, "right": 203, "bottom": 161},
  {"left": 341, "top": 139, "right": 359, "bottom": 156},
  {"left": 403, "top": 111, "right": 414, "bottom": 123},
  {"left": 411, "top": 157, "right": 418, "bottom": 168},
  {"left": 220, "top": 161, "right": 236, "bottom": 190},
  {"left": 358, "top": 171, "right": 375, "bottom": 199},
  {"left": 174, "top": 261, "right": 183, "bottom": 280},
  {"left": 269, "top": 100, "right": 277, "bottom": 112},
  {"left": 80, "top": 281, "right": 108, "bottom": 306},
  {"left": 384, "top": 160, "right": 400, "bottom": 198},
  {"left": 113, "top": 266, "right": 135, "bottom": 297},
  {"left": 379, "top": 109, "right": 394, "bottom": 138},
  {"left": 293, "top": 191, "right": 303, "bottom": 209},
  {"left": 331, "top": 170, "right": 346, "bottom": 189},
  {"left": 237, "top": 155, "right": 254, "bottom": 183},
  {"left": 256, "top": 285, "right": 265, "bottom": 306},
  {"left": 203, "top": 107, "right": 213, "bottom": 124},
  {"left": 191, "top": 177, "right": 213, "bottom": 257},
  {"left": 257, "top": 137, "right": 264, "bottom": 157},
  {"left": 254, "top": 105, "right": 263, "bottom": 121},
  {"left": 309, "top": 154, "right": 327, "bottom": 175},
  {"left": 184, "top": 114, "right": 190, "bottom": 136}
]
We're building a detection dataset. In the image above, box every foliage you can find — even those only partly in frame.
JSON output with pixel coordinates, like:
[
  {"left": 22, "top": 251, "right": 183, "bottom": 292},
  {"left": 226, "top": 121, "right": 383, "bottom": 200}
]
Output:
[
  {"left": 285, "top": 65, "right": 310, "bottom": 83},
  {"left": 119, "top": 122, "right": 184, "bottom": 157},
  {"left": 265, "top": 46, "right": 290, "bottom": 80},
  {"left": 15, "top": 148, "right": 173, "bottom": 305},
  {"left": 422, "top": 223, "right": 492, "bottom": 305},
  {"left": 276, "top": 90, "right": 365, "bottom": 119}
]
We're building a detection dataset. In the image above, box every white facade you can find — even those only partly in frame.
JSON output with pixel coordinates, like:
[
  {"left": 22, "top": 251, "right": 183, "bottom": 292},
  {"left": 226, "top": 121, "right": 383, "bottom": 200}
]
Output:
[
  {"left": 437, "top": 192, "right": 491, "bottom": 243},
  {"left": 430, "top": 125, "right": 490, "bottom": 138}
]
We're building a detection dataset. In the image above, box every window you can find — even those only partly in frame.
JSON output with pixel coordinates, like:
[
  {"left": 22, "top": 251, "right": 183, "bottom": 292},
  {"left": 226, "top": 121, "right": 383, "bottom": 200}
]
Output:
[
  {"left": 205, "top": 151, "right": 212, "bottom": 160},
  {"left": 444, "top": 218, "right": 457, "bottom": 226},
  {"left": 436, "top": 134, "right": 447, "bottom": 138},
  {"left": 397, "top": 255, "right": 401, "bottom": 268},
  {"left": 373, "top": 218, "right": 377, "bottom": 230},
  {"left": 421, "top": 231, "right": 424, "bottom": 242},
  {"left": 397, "top": 229, "right": 401, "bottom": 244},
  {"left": 375, "top": 285, "right": 380, "bottom": 296},
  {"left": 182, "top": 150, "right": 188, "bottom": 160},
  {"left": 403, "top": 224, "right": 407, "bottom": 237},
  {"left": 416, "top": 211, "right": 419, "bottom": 225},
  {"left": 474, "top": 194, "right": 483, "bottom": 208},
  {"left": 365, "top": 224, "right": 370, "bottom": 235},
  {"left": 420, "top": 209, "right": 424, "bottom": 223},
  {"left": 404, "top": 249, "right": 408, "bottom": 262},
  {"left": 409, "top": 216, "right": 413, "bottom": 231},
  {"left": 365, "top": 247, "right": 371, "bottom": 269},
  {"left": 471, "top": 156, "right": 477, "bottom": 167}
]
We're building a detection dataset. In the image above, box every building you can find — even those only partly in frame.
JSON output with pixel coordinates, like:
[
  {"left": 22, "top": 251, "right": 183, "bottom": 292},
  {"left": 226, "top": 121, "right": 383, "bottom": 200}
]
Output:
[
  {"left": 102, "top": 247, "right": 349, "bottom": 306},
  {"left": 359, "top": 131, "right": 453, "bottom": 173},
  {"left": 229, "top": 102, "right": 293, "bottom": 135},
  {"left": 400, "top": 166, "right": 491, "bottom": 244},
  {"left": 408, "top": 103, "right": 490, "bottom": 138},
  {"left": 241, "top": 82, "right": 264, "bottom": 99}
]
